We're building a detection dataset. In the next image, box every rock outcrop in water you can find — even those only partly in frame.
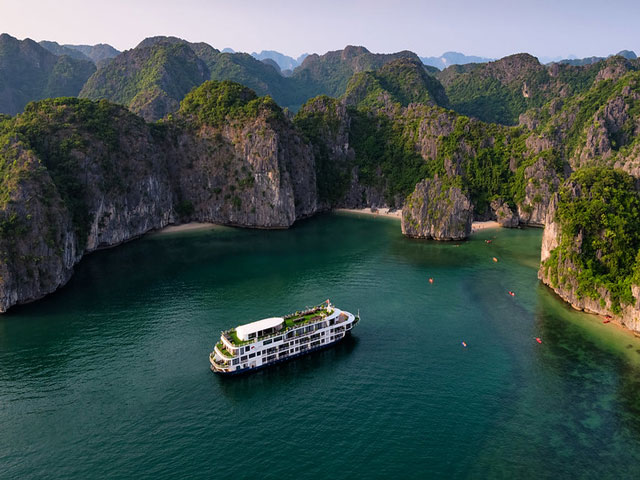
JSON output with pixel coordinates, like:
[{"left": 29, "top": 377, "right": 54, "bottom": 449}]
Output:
[
  {"left": 538, "top": 168, "right": 640, "bottom": 334},
  {"left": 401, "top": 176, "right": 473, "bottom": 240},
  {"left": 0, "top": 81, "right": 315, "bottom": 312}
]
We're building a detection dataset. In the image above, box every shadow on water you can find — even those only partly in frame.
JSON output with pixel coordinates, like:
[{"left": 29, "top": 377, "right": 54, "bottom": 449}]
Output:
[{"left": 214, "top": 335, "right": 359, "bottom": 401}]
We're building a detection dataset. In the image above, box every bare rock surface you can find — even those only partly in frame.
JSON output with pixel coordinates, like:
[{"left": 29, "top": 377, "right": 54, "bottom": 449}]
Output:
[{"left": 401, "top": 176, "right": 473, "bottom": 240}]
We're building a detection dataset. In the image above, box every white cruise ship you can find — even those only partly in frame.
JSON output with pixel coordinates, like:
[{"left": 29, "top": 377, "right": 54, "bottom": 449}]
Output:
[{"left": 209, "top": 301, "right": 359, "bottom": 375}]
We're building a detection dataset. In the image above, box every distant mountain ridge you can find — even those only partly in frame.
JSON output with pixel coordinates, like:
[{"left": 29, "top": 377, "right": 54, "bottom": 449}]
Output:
[
  {"left": 39, "top": 40, "right": 120, "bottom": 65},
  {"left": 0, "top": 34, "right": 96, "bottom": 115},
  {"left": 64, "top": 43, "right": 120, "bottom": 64},
  {"left": 224, "top": 48, "right": 309, "bottom": 73},
  {"left": 251, "top": 50, "right": 300, "bottom": 72},
  {"left": 38, "top": 40, "right": 92, "bottom": 62},
  {"left": 420, "top": 51, "right": 493, "bottom": 70},
  {"left": 557, "top": 49, "right": 637, "bottom": 66},
  {"left": 79, "top": 38, "right": 433, "bottom": 119},
  {"left": 3, "top": 31, "right": 640, "bottom": 128}
]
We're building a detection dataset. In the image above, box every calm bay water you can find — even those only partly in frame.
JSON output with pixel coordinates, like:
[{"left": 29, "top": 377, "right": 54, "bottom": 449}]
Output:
[{"left": 2, "top": 213, "right": 640, "bottom": 479}]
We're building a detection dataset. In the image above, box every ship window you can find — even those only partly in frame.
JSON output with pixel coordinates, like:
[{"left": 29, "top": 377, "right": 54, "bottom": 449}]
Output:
[
  {"left": 263, "top": 339, "right": 272, "bottom": 345},
  {"left": 232, "top": 359, "right": 239, "bottom": 365},
  {"left": 274, "top": 336, "right": 283, "bottom": 342},
  {"left": 248, "top": 333, "right": 255, "bottom": 339},
  {"left": 241, "top": 356, "right": 247, "bottom": 361},
  {"left": 248, "top": 353, "right": 255, "bottom": 358}
]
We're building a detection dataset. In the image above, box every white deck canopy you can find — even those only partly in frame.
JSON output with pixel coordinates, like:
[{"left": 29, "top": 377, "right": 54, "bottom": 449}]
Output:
[{"left": 236, "top": 317, "right": 284, "bottom": 341}]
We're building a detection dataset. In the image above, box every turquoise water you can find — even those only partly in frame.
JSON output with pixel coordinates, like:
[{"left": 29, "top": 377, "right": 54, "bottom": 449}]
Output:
[{"left": 2, "top": 213, "right": 640, "bottom": 479}]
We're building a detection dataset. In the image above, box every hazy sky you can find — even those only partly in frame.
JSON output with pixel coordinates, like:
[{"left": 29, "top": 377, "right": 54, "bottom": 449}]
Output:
[{"left": 2, "top": 0, "right": 638, "bottom": 59}]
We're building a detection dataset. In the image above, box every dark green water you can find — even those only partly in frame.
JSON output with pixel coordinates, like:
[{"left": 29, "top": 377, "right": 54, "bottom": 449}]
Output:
[{"left": 2, "top": 213, "right": 640, "bottom": 479}]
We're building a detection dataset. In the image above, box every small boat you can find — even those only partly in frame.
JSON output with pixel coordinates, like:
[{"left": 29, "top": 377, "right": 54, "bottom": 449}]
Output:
[
  {"left": 492, "top": 257, "right": 498, "bottom": 262},
  {"left": 508, "top": 291, "right": 515, "bottom": 297},
  {"left": 603, "top": 320, "right": 611, "bottom": 324},
  {"left": 461, "top": 341, "right": 467, "bottom": 347},
  {"left": 429, "top": 278, "right": 434, "bottom": 284},
  {"left": 535, "top": 337, "right": 542, "bottom": 344}
]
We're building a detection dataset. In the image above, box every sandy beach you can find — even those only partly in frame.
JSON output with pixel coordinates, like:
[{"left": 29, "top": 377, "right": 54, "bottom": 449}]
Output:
[
  {"left": 334, "top": 207, "right": 402, "bottom": 219},
  {"left": 471, "top": 221, "right": 501, "bottom": 232},
  {"left": 155, "top": 222, "right": 218, "bottom": 234},
  {"left": 334, "top": 208, "right": 502, "bottom": 233},
  {"left": 156, "top": 213, "right": 503, "bottom": 235}
]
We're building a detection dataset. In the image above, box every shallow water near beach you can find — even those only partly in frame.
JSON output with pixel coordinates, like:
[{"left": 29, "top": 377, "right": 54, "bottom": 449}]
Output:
[{"left": 2, "top": 212, "right": 640, "bottom": 479}]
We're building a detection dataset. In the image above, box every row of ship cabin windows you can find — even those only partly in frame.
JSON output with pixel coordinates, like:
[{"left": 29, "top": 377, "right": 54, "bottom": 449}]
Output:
[{"left": 230, "top": 333, "right": 346, "bottom": 366}]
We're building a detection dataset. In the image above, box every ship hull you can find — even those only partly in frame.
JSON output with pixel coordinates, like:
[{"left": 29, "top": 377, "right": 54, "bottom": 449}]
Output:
[{"left": 211, "top": 332, "right": 352, "bottom": 376}]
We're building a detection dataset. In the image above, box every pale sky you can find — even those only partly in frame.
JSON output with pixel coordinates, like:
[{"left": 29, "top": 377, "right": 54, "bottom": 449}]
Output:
[{"left": 1, "top": 0, "right": 638, "bottom": 59}]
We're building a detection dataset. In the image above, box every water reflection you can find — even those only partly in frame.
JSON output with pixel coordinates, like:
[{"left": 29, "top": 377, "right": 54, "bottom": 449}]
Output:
[{"left": 215, "top": 336, "right": 359, "bottom": 401}]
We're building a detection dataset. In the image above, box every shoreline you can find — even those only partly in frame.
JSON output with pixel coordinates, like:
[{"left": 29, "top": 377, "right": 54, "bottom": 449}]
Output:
[
  {"left": 333, "top": 208, "right": 502, "bottom": 233},
  {"left": 155, "top": 222, "right": 218, "bottom": 234},
  {"left": 471, "top": 220, "right": 501, "bottom": 232},
  {"left": 333, "top": 207, "right": 401, "bottom": 219}
]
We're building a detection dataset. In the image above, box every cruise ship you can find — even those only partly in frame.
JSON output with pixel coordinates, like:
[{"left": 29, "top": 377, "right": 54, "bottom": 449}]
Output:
[{"left": 209, "top": 301, "right": 359, "bottom": 375}]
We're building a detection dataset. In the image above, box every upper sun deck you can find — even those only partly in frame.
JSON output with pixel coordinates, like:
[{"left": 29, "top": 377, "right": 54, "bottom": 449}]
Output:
[{"left": 223, "top": 304, "right": 336, "bottom": 347}]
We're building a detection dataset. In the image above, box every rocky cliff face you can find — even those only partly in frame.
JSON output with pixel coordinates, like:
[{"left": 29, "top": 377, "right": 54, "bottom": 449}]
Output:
[
  {"left": 516, "top": 157, "right": 561, "bottom": 225},
  {"left": 491, "top": 198, "right": 519, "bottom": 227},
  {"left": 296, "top": 68, "right": 551, "bottom": 233},
  {"left": 169, "top": 114, "right": 315, "bottom": 227},
  {"left": 401, "top": 176, "right": 473, "bottom": 240},
  {"left": 539, "top": 194, "right": 640, "bottom": 334},
  {"left": 0, "top": 140, "right": 78, "bottom": 311},
  {"left": 538, "top": 169, "right": 640, "bottom": 334},
  {"left": 0, "top": 83, "right": 316, "bottom": 313}
]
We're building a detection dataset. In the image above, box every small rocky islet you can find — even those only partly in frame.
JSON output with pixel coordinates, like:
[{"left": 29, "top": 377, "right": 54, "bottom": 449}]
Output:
[{"left": 1, "top": 35, "right": 640, "bottom": 335}]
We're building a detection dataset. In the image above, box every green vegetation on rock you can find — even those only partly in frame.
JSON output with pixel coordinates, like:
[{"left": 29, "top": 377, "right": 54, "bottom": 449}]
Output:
[
  {"left": 7, "top": 98, "right": 127, "bottom": 244},
  {"left": 178, "top": 80, "right": 284, "bottom": 127},
  {"left": 543, "top": 167, "right": 640, "bottom": 312},
  {"left": 437, "top": 53, "right": 605, "bottom": 125},
  {"left": 79, "top": 41, "right": 208, "bottom": 121}
]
